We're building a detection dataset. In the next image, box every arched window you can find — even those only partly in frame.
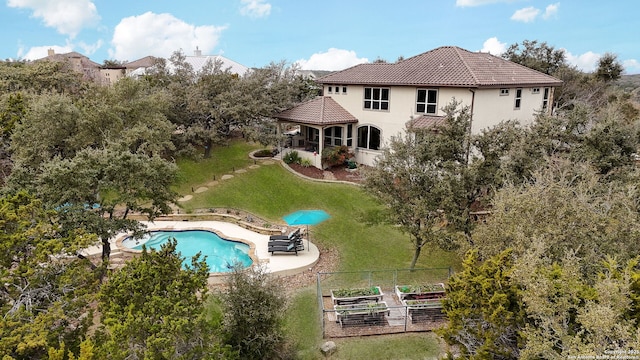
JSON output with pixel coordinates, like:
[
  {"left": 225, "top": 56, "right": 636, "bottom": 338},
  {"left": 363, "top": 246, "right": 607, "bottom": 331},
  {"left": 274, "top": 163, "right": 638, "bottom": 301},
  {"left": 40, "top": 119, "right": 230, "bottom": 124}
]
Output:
[{"left": 357, "top": 125, "right": 381, "bottom": 150}]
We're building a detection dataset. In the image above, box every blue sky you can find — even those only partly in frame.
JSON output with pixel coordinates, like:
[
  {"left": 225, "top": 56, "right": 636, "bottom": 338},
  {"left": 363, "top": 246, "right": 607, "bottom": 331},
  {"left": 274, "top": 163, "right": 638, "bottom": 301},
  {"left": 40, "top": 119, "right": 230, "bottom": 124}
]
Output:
[{"left": 1, "top": 0, "right": 639, "bottom": 74}]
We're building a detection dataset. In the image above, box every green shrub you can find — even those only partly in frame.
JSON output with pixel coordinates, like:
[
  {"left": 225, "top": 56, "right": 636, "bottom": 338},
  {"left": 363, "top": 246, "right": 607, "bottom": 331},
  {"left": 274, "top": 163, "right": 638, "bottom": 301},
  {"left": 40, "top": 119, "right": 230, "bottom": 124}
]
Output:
[
  {"left": 300, "top": 158, "right": 312, "bottom": 168},
  {"left": 321, "top": 145, "right": 351, "bottom": 168},
  {"left": 253, "top": 149, "right": 275, "bottom": 158},
  {"left": 282, "top": 151, "right": 301, "bottom": 164},
  {"left": 220, "top": 265, "right": 291, "bottom": 359}
]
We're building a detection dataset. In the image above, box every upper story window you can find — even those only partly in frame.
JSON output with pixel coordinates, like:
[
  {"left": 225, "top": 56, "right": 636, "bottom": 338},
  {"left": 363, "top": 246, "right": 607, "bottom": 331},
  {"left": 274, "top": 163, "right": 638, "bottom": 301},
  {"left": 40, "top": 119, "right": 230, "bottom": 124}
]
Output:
[
  {"left": 542, "top": 87, "right": 550, "bottom": 110},
  {"left": 500, "top": 88, "right": 510, "bottom": 96},
  {"left": 327, "top": 85, "right": 346, "bottom": 94},
  {"left": 532, "top": 88, "right": 540, "bottom": 94},
  {"left": 364, "top": 87, "right": 389, "bottom": 111},
  {"left": 416, "top": 89, "right": 438, "bottom": 114},
  {"left": 514, "top": 88, "right": 522, "bottom": 110}
]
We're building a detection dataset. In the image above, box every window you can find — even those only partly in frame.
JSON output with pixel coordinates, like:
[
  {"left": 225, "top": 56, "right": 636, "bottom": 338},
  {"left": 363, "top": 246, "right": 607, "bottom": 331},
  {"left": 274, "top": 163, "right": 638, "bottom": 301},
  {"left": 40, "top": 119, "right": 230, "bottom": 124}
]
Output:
[
  {"left": 357, "top": 125, "right": 381, "bottom": 150},
  {"left": 324, "top": 126, "right": 343, "bottom": 147},
  {"left": 342, "top": 86, "right": 347, "bottom": 94},
  {"left": 306, "top": 127, "right": 319, "bottom": 151},
  {"left": 327, "top": 86, "right": 333, "bottom": 94},
  {"left": 500, "top": 88, "right": 509, "bottom": 96},
  {"left": 542, "top": 87, "right": 550, "bottom": 110},
  {"left": 364, "top": 87, "right": 389, "bottom": 110},
  {"left": 416, "top": 89, "right": 438, "bottom": 114},
  {"left": 346, "top": 124, "right": 353, "bottom": 147},
  {"left": 532, "top": 88, "right": 540, "bottom": 94},
  {"left": 334, "top": 86, "right": 340, "bottom": 94},
  {"left": 514, "top": 88, "right": 522, "bottom": 110}
]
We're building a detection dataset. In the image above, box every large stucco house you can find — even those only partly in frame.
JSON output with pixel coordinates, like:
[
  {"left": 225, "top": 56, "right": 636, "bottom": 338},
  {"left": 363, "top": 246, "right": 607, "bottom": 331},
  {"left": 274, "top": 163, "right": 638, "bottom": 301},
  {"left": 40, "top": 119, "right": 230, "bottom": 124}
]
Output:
[{"left": 275, "top": 46, "right": 562, "bottom": 169}]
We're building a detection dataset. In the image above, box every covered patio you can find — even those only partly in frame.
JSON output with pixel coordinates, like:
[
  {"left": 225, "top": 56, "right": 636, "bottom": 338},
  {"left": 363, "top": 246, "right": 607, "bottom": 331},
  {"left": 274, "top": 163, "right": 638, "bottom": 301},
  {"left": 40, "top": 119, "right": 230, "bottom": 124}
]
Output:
[{"left": 275, "top": 97, "right": 358, "bottom": 169}]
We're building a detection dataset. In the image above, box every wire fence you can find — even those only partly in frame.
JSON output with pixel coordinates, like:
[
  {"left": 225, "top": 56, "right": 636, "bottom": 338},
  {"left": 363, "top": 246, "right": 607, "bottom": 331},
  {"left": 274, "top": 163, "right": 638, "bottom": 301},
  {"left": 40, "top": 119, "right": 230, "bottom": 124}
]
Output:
[{"left": 316, "top": 267, "right": 452, "bottom": 338}]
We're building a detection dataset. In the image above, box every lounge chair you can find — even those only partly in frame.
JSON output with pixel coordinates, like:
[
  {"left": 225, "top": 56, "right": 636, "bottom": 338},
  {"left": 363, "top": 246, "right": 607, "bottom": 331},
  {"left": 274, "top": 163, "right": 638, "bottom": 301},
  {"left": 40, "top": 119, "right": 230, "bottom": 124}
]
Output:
[
  {"left": 268, "top": 241, "right": 300, "bottom": 255},
  {"left": 269, "top": 228, "right": 300, "bottom": 241},
  {"left": 269, "top": 235, "right": 304, "bottom": 249}
]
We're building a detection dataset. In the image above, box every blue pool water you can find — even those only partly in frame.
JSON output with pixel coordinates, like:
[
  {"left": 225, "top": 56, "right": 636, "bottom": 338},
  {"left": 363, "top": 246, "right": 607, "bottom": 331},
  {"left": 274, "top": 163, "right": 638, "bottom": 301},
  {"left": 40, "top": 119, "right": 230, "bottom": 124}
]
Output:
[{"left": 122, "top": 230, "right": 253, "bottom": 273}]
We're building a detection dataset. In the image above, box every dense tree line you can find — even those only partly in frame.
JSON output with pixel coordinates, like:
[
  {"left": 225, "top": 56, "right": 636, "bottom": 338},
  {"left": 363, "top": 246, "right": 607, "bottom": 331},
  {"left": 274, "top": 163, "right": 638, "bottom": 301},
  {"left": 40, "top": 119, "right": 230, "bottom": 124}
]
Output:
[
  {"left": 0, "top": 51, "right": 311, "bottom": 359},
  {"left": 364, "top": 40, "right": 640, "bottom": 357}
]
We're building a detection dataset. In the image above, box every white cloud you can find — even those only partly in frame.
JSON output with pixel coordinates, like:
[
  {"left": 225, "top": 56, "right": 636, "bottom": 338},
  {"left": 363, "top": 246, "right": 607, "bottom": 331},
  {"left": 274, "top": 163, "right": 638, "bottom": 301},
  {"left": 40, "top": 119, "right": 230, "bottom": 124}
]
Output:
[
  {"left": 511, "top": 6, "right": 540, "bottom": 22},
  {"left": 78, "top": 39, "right": 103, "bottom": 56},
  {"left": 543, "top": 3, "right": 560, "bottom": 19},
  {"left": 108, "top": 12, "right": 227, "bottom": 62},
  {"left": 565, "top": 50, "right": 601, "bottom": 72},
  {"left": 480, "top": 37, "right": 507, "bottom": 55},
  {"left": 455, "top": 0, "right": 510, "bottom": 7},
  {"left": 295, "top": 48, "right": 368, "bottom": 71},
  {"left": 240, "top": 0, "right": 271, "bottom": 18},
  {"left": 18, "top": 44, "right": 74, "bottom": 60},
  {"left": 623, "top": 59, "right": 640, "bottom": 74},
  {"left": 7, "top": 0, "right": 99, "bottom": 38}
]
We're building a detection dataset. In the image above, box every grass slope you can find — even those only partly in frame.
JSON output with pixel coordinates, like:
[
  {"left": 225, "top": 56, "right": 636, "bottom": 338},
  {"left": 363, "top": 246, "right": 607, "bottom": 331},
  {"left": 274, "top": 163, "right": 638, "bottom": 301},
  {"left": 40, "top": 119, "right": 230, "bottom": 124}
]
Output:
[{"left": 177, "top": 140, "right": 458, "bottom": 359}]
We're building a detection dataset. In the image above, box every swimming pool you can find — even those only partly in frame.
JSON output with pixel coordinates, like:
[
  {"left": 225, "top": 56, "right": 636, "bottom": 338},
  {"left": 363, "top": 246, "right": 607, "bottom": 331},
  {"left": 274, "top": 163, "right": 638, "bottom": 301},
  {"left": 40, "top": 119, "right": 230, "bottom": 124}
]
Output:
[{"left": 121, "top": 230, "right": 253, "bottom": 273}]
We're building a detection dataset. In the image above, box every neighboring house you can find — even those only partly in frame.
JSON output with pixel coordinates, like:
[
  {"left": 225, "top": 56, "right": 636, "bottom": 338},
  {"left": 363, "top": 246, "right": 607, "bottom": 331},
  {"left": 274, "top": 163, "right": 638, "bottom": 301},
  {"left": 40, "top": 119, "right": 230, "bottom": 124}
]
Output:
[
  {"left": 123, "top": 56, "right": 157, "bottom": 80},
  {"left": 39, "top": 49, "right": 102, "bottom": 82},
  {"left": 296, "top": 70, "right": 334, "bottom": 80},
  {"left": 125, "top": 48, "right": 249, "bottom": 79},
  {"left": 100, "top": 65, "right": 127, "bottom": 86},
  {"left": 275, "top": 46, "right": 562, "bottom": 169},
  {"left": 184, "top": 47, "right": 249, "bottom": 76},
  {"left": 41, "top": 48, "right": 249, "bottom": 86}
]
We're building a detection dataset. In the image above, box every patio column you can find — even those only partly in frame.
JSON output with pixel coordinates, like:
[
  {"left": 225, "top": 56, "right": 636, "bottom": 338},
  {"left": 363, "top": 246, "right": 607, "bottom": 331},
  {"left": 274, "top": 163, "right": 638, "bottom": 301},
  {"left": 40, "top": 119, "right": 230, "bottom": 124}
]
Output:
[{"left": 318, "top": 126, "right": 325, "bottom": 169}]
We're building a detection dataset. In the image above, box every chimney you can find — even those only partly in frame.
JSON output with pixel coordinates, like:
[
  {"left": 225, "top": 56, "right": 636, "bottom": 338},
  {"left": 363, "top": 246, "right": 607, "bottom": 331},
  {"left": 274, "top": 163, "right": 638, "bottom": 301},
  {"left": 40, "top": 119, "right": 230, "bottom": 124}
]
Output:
[
  {"left": 194, "top": 46, "right": 202, "bottom": 56},
  {"left": 48, "top": 48, "right": 55, "bottom": 56}
]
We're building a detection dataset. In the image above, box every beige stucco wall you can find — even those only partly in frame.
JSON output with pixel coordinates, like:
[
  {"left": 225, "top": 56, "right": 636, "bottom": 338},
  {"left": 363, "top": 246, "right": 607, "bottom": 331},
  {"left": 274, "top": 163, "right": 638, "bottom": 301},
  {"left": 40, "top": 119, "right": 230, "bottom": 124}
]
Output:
[
  {"left": 327, "top": 85, "right": 472, "bottom": 143},
  {"left": 323, "top": 84, "right": 552, "bottom": 167},
  {"left": 99, "top": 68, "right": 126, "bottom": 86},
  {"left": 471, "top": 87, "right": 549, "bottom": 133}
]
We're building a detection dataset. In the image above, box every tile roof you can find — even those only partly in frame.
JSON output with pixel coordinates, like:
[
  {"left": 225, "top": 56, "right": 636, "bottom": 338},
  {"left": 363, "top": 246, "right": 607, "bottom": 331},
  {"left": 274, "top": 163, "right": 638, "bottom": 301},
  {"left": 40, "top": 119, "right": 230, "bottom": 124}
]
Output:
[
  {"left": 317, "top": 46, "right": 562, "bottom": 88},
  {"left": 407, "top": 115, "right": 447, "bottom": 130},
  {"left": 125, "top": 56, "right": 157, "bottom": 69},
  {"left": 275, "top": 97, "right": 358, "bottom": 125},
  {"left": 40, "top": 51, "right": 102, "bottom": 68}
]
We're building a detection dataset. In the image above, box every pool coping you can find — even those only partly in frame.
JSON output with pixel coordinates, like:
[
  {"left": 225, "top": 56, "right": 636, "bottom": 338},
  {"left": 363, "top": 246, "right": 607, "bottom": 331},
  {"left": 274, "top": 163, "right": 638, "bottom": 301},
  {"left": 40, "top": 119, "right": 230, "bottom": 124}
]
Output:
[{"left": 114, "top": 220, "right": 320, "bottom": 284}]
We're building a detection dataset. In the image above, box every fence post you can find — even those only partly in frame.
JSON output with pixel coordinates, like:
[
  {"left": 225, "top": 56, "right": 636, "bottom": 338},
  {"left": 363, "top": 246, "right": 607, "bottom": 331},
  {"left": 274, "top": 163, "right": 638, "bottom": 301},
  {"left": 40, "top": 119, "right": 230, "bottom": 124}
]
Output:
[
  {"left": 317, "top": 272, "right": 325, "bottom": 338},
  {"left": 404, "top": 304, "right": 408, "bottom": 332},
  {"left": 393, "top": 269, "right": 397, "bottom": 289}
]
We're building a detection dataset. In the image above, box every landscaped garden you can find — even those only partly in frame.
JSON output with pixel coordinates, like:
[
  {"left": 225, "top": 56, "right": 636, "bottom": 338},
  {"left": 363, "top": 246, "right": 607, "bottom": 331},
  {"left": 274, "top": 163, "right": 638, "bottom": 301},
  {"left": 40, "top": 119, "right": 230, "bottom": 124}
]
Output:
[{"left": 175, "top": 140, "right": 461, "bottom": 359}]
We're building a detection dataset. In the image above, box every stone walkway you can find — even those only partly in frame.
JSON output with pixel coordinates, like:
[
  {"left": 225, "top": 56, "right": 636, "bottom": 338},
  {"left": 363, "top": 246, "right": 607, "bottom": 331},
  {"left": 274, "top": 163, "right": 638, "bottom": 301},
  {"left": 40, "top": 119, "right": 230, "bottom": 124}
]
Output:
[
  {"left": 176, "top": 159, "right": 276, "bottom": 203},
  {"left": 322, "top": 171, "right": 337, "bottom": 181}
]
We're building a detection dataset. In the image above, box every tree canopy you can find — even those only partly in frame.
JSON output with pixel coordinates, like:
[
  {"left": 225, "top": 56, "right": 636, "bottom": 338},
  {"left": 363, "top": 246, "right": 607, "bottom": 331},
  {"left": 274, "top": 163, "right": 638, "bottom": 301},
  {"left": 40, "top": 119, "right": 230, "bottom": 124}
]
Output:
[
  {"left": 96, "top": 240, "right": 231, "bottom": 359},
  {"left": 0, "top": 192, "right": 99, "bottom": 359},
  {"left": 502, "top": 40, "right": 567, "bottom": 75}
]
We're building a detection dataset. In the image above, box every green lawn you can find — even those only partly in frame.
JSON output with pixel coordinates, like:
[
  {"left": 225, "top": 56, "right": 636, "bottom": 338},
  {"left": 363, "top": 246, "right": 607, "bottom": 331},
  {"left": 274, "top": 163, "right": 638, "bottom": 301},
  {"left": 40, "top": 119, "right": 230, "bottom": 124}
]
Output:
[{"left": 176, "top": 140, "right": 459, "bottom": 359}]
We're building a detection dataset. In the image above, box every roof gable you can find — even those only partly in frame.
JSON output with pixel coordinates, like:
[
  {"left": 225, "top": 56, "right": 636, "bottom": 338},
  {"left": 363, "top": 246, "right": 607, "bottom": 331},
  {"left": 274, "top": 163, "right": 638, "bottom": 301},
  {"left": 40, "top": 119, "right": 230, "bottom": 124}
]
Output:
[
  {"left": 318, "top": 46, "right": 562, "bottom": 88},
  {"left": 275, "top": 97, "right": 357, "bottom": 125}
]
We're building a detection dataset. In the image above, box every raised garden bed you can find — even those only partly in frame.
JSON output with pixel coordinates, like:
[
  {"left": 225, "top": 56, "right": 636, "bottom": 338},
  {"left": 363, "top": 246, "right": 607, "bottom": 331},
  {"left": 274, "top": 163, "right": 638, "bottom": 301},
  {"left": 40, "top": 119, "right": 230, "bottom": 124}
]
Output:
[
  {"left": 331, "top": 286, "right": 384, "bottom": 305},
  {"left": 395, "top": 283, "right": 446, "bottom": 300},
  {"left": 402, "top": 298, "right": 446, "bottom": 323},
  {"left": 334, "top": 301, "right": 390, "bottom": 327}
]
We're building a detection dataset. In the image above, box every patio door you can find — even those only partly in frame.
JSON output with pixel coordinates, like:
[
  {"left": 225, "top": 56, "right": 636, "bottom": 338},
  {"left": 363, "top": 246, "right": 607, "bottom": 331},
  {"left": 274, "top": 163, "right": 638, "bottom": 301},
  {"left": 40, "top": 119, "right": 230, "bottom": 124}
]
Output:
[{"left": 305, "top": 127, "right": 319, "bottom": 151}]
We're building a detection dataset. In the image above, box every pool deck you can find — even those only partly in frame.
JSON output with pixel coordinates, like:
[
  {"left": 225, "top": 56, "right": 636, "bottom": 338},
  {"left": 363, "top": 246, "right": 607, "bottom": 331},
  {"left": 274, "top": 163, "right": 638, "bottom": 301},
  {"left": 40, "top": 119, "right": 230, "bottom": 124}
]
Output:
[{"left": 81, "top": 220, "right": 320, "bottom": 282}]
